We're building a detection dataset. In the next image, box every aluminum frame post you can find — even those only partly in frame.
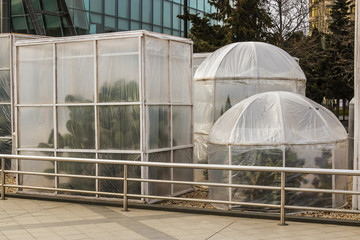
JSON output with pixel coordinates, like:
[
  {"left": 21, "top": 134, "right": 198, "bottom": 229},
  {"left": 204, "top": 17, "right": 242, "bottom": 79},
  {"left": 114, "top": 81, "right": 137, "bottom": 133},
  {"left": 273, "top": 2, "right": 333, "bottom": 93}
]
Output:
[
  {"left": 1, "top": 158, "right": 5, "bottom": 200},
  {"left": 123, "top": 164, "right": 128, "bottom": 211},
  {"left": 279, "top": 171, "right": 287, "bottom": 225}
]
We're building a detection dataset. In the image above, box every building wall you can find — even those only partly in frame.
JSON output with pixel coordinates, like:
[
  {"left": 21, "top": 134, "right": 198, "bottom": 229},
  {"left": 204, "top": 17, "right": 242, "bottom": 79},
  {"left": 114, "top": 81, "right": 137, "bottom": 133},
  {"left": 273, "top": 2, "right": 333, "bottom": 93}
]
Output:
[
  {"left": 1, "top": 0, "right": 215, "bottom": 37},
  {"left": 309, "top": 0, "right": 355, "bottom": 34}
]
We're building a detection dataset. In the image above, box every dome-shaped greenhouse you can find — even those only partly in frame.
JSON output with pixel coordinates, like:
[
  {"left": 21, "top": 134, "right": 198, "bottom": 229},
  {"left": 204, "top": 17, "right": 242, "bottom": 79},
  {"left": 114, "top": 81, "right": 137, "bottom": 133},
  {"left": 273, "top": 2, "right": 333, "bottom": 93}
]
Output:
[
  {"left": 208, "top": 91, "right": 348, "bottom": 208},
  {"left": 194, "top": 42, "right": 307, "bottom": 181}
]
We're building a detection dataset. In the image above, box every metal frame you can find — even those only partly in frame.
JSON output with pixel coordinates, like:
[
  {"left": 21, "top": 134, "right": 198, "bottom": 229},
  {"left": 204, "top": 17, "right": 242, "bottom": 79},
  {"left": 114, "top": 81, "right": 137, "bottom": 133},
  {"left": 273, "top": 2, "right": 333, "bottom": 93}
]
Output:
[
  {"left": 1, "top": 154, "right": 360, "bottom": 226},
  {"left": 13, "top": 31, "right": 193, "bottom": 199}
]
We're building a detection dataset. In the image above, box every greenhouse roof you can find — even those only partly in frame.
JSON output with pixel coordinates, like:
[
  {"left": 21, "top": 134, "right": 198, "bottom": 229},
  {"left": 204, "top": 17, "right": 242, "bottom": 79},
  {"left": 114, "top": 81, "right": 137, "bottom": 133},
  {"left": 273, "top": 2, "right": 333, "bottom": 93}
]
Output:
[
  {"left": 194, "top": 42, "right": 306, "bottom": 81},
  {"left": 208, "top": 91, "right": 347, "bottom": 146}
]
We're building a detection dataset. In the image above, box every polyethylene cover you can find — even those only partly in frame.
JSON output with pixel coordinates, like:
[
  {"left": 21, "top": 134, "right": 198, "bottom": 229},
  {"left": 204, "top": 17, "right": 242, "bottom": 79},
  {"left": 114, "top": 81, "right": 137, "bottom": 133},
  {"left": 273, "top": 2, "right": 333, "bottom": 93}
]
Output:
[
  {"left": 209, "top": 91, "right": 347, "bottom": 145},
  {"left": 194, "top": 42, "right": 306, "bottom": 81}
]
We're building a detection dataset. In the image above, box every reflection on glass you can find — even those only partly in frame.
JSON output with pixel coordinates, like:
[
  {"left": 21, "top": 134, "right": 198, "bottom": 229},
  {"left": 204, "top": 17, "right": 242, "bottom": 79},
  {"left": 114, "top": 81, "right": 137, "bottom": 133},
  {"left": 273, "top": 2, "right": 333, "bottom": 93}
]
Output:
[
  {"left": 57, "top": 106, "right": 95, "bottom": 149},
  {"left": 99, "top": 106, "right": 140, "bottom": 150}
]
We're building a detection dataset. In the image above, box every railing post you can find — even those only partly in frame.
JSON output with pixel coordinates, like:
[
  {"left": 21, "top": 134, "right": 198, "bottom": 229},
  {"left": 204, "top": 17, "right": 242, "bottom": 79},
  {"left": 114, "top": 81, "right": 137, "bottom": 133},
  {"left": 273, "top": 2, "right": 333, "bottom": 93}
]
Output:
[
  {"left": 1, "top": 158, "right": 5, "bottom": 200},
  {"left": 279, "top": 171, "right": 287, "bottom": 225},
  {"left": 122, "top": 164, "right": 128, "bottom": 211}
]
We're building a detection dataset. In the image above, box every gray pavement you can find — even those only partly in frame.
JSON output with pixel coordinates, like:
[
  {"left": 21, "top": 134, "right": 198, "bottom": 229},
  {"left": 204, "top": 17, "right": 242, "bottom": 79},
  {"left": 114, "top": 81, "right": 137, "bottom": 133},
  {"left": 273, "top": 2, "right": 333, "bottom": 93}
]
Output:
[{"left": 0, "top": 198, "right": 360, "bottom": 240}]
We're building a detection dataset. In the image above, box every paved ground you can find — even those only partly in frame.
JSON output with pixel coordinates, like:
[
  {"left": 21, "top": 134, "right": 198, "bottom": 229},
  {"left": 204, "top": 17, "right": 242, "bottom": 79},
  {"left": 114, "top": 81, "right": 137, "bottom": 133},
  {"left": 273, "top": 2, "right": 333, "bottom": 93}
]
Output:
[{"left": 0, "top": 198, "right": 360, "bottom": 240}]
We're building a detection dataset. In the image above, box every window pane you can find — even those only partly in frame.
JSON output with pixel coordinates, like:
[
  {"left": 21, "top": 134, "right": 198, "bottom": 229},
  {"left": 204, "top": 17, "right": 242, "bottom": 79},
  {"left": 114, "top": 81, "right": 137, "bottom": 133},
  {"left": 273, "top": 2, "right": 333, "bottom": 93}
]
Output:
[
  {"left": 105, "top": 0, "right": 116, "bottom": 15},
  {"left": 173, "top": 3, "right": 180, "bottom": 30},
  {"left": 118, "top": 0, "right": 129, "bottom": 18},
  {"left": 18, "top": 45, "right": 53, "bottom": 104},
  {"left": 99, "top": 106, "right": 140, "bottom": 150},
  {"left": 163, "top": 1, "right": 171, "bottom": 28},
  {"left": 142, "top": 0, "right": 152, "bottom": 23},
  {"left": 118, "top": 18, "right": 129, "bottom": 30},
  {"left": 147, "top": 106, "right": 170, "bottom": 149},
  {"left": 130, "top": 21, "right": 140, "bottom": 30},
  {"left": 197, "top": 0, "right": 205, "bottom": 11},
  {"left": 11, "top": 16, "right": 28, "bottom": 32},
  {"left": 57, "top": 41, "right": 94, "bottom": 103},
  {"left": 90, "top": 0, "right": 102, "bottom": 13},
  {"left": 153, "top": 0, "right": 162, "bottom": 25},
  {"left": 131, "top": 0, "right": 141, "bottom": 20},
  {"left": 105, "top": 16, "right": 116, "bottom": 32},
  {"left": 19, "top": 107, "right": 54, "bottom": 148},
  {"left": 57, "top": 106, "right": 95, "bottom": 149},
  {"left": 11, "top": 0, "right": 25, "bottom": 15},
  {"left": 98, "top": 38, "right": 139, "bottom": 102},
  {"left": 41, "top": 0, "right": 58, "bottom": 11}
]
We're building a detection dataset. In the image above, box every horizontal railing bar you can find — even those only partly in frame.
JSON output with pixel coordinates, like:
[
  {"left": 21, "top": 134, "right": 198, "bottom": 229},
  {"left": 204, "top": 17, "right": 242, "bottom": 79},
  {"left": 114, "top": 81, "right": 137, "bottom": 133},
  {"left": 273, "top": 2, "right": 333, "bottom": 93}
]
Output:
[
  {"left": 128, "top": 178, "right": 281, "bottom": 190},
  {"left": 4, "top": 184, "right": 125, "bottom": 197},
  {"left": 285, "top": 205, "right": 360, "bottom": 214},
  {"left": 5, "top": 170, "right": 125, "bottom": 181},
  {"left": 285, "top": 187, "right": 360, "bottom": 195},
  {"left": 2, "top": 154, "right": 360, "bottom": 175},
  {"left": 127, "top": 194, "right": 281, "bottom": 208}
]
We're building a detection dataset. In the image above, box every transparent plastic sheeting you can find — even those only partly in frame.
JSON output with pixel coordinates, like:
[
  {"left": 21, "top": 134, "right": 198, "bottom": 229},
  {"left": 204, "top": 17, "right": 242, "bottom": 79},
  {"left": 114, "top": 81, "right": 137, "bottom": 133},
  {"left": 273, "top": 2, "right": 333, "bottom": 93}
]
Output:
[
  {"left": 15, "top": 31, "right": 193, "bottom": 200},
  {"left": 208, "top": 92, "right": 349, "bottom": 208},
  {"left": 209, "top": 92, "right": 347, "bottom": 145},
  {"left": 194, "top": 42, "right": 306, "bottom": 81},
  {"left": 208, "top": 143, "right": 348, "bottom": 208},
  {"left": 193, "top": 42, "right": 307, "bottom": 181}
]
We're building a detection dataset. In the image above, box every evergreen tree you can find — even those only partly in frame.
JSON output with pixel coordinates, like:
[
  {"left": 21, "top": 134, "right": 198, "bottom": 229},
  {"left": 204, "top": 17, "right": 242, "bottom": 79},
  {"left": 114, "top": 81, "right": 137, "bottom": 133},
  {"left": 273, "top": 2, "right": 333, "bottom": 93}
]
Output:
[{"left": 180, "top": 0, "right": 272, "bottom": 52}]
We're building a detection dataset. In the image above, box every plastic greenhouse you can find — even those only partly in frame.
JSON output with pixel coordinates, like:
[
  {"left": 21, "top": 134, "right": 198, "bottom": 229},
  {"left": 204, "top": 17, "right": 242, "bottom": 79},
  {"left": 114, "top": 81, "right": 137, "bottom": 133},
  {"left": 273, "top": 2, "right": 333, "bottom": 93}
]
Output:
[
  {"left": 13, "top": 31, "right": 193, "bottom": 200},
  {"left": 0, "top": 34, "right": 40, "bottom": 167},
  {"left": 193, "top": 42, "right": 307, "bottom": 180},
  {"left": 208, "top": 91, "right": 348, "bottom": 208}
]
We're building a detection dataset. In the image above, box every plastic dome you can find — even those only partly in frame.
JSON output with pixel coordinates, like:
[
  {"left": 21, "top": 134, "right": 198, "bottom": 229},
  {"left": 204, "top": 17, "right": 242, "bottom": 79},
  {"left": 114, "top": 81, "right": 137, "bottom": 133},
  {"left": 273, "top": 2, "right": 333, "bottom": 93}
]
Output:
[
  {"left": 209, "top": 91, "right": 347, "bottom": 145},
  {"left": 208, "top": 91, "right": 349, "bottom": 208},
  {"left": 194, "top": 42, "right": 306, "bottom": 81}
]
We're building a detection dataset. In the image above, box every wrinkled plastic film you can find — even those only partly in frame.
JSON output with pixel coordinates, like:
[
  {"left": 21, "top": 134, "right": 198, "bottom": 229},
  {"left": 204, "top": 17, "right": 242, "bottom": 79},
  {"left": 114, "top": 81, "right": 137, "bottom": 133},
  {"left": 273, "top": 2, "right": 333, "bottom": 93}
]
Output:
[
  {"left": 147, "top": 106, "right": 170, "bottom": 150},
  {"left": 173, "top": 148, "right": 193, "bottom": 194},
  {"left": 98, "top": 154, "right": 141, "bottom": 196},
  {"left": 57, "top": 41, "right": 94, "bottom": 103},
  {"left": 0, "top": 37, "right": 10, "bottom": 68},
  {"left": 145, "top": 37, "right": 169, "bottom": 102},
  {"left": 98, "top": 38, "right": 140, "bottom": 102}
]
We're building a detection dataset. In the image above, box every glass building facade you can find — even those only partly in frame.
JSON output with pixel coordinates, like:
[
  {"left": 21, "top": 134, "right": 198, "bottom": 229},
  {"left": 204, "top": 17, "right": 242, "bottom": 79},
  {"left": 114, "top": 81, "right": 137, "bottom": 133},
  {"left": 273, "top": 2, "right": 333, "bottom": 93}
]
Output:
[{"left": 1, "top": 0, "right": 215, "bottom": 37}]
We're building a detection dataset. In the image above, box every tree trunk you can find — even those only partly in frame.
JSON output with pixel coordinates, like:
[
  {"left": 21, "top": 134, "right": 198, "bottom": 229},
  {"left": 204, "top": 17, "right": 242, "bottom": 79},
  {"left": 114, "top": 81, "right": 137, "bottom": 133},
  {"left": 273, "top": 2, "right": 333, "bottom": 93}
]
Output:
[{"left": 336, "top": 98, "right": 340, "bottom": 118}]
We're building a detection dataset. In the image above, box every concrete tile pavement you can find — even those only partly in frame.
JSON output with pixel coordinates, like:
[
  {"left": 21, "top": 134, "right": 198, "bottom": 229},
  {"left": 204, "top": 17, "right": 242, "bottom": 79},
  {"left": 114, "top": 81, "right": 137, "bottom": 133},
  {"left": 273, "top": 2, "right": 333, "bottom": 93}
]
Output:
[{"left": 0, "top": 198, "right": 359, "bottom": 240}]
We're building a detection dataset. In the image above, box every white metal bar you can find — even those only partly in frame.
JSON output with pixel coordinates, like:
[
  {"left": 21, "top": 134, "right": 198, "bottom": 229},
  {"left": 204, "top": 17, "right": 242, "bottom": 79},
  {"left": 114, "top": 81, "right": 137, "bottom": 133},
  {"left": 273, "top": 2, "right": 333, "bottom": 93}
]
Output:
[
  {"left": 16, "top": 102, "right": 142, "bottom": 107},
  {"left": 2, "top": 154, "right": 360, "bottom": 176},
  {"left": 94, "top": 39, "right": 99, "bottom": 198}
]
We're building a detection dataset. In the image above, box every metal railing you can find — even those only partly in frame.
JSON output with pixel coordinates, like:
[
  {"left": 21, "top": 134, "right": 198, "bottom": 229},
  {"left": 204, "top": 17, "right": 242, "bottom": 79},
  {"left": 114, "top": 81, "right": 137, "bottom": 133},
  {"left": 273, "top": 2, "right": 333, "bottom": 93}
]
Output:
[{"left": 1, "top": 154, "right": 360, "bottom": 225}]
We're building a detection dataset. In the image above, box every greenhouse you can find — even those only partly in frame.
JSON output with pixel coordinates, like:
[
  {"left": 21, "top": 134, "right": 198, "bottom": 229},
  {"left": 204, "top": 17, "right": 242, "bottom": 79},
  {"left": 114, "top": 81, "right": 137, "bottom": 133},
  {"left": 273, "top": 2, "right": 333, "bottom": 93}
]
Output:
[
  {"left": 13, "top": 31, "right": 193, "bottom": 200},
  {"left": 0, "top": 34, "right": 40, "bottom": 167},
  {"left": 208, "top": 91, "right": 348, "bottom": 208},
  {"left": 193, "top": 42, "right": 307, "bottom": 180}
]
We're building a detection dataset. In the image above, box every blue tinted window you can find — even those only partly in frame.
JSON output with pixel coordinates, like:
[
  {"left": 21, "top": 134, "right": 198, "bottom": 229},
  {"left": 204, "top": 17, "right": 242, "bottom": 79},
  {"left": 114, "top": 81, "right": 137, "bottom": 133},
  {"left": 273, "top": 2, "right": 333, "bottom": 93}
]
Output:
[
  {"left": 142, "top": 23, "right": 152, "bottom": 31},
  {"left": 105, "top": 0, "right": 116, "bottom": 16},
  {"left": 153, "top": 25, "right": 162, "bottom": 33},
  {"left": 105, "top": 17, "right": 116, "bottom": 28},
  {"left": 118, "top": 18, "right": 129, "bottom": 30},
  {"left": 163, "top": 1, "right": 171, "bottom": 28},
  {"left": 118, "top": 0, "right": 129, "bottom": 18},
  {"left": 197, "top": 0, "right": 204, "bottom": 11},
  {"left": 142, "top": 0, "right": 152, "bottom": 23},
  {"left": 173, "top": 4, "right": 180, "bottom": 30},
  {"left": 190, "top": 0, "right": 196, "bottom": 8},
  {"left": 90, "top": 0, "right": 102, "bottom": 13},
  {"left": 131, "top": 0, "right": 141, "bottom": 21},
  {"left": 130, "top": 21, "right": 141, "bottom": 30},
  {"left": 153, "top": 0, "right": 162, "bottom": 25}
]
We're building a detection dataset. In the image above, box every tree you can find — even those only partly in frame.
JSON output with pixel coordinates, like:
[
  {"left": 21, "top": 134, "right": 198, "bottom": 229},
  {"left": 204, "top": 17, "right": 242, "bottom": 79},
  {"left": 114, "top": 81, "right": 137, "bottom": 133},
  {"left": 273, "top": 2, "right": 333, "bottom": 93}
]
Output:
[
  {"left": 268, "top": 0, "right": 310, "bottom": 46},
  {"left": 180, "top": 0, "right": 273, "bottom": 52}
]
